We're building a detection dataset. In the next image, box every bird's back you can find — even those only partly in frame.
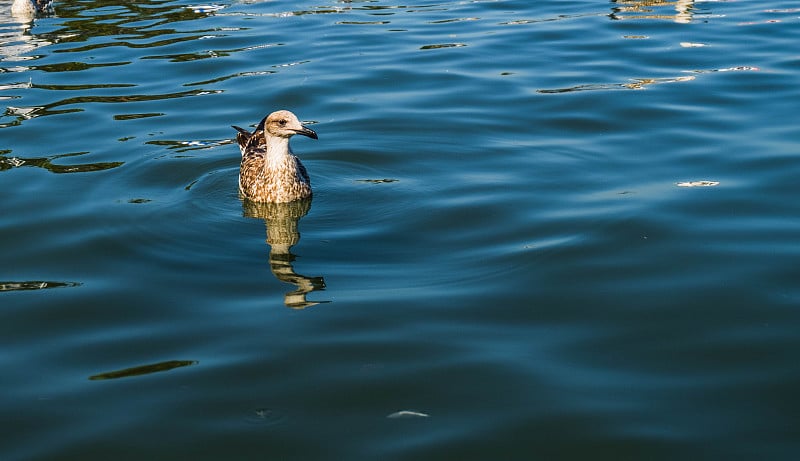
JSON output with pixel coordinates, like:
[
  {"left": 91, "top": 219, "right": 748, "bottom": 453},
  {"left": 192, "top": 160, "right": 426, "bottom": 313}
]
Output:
[{"left": 232, "top": 116, "right": 267, "bottom": 155}]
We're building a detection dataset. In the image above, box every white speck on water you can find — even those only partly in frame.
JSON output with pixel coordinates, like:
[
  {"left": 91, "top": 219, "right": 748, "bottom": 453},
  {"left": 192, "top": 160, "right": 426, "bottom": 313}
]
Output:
[
  {"left": 387, "top": 410, "right": 430, "bottom": 419},
  {"left": 676, "top": 181, "right": 720, "bottom": 187}
]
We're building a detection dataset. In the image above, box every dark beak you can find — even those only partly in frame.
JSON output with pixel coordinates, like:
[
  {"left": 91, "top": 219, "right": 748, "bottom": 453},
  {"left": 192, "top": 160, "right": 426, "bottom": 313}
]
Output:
[{"left": 296, "top": 125, "right": 318, "bottom": 140}]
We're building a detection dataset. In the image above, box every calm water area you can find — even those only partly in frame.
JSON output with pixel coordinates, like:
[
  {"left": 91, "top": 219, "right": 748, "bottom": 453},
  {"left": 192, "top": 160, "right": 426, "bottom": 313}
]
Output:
[{"left": 2, "top": 0, "right": 799, "bottom": 459}]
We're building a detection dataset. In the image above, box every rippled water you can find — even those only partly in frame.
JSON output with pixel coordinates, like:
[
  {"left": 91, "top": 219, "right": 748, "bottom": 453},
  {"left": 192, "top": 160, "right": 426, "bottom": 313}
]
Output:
[{"left": 2, "top": 1, "right": 799, "bottom": 459}]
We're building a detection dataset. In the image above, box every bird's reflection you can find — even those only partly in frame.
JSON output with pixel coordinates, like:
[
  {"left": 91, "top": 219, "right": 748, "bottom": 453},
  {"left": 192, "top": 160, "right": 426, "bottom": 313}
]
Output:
[
  {"left": 610, "top": 0, "right": 695, "bottom": 23},
  {"left": 1, "top": 0, "right": 54, "bottom": 65},
  {"left": 242, "top": 197, "right": 326, "bottom": 309}
]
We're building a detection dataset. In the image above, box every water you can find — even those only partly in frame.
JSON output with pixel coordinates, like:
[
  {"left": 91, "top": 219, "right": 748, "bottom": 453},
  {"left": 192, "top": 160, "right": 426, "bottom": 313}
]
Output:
[{"left": 2, "top": 0, "right": 799, "bottom": 459}]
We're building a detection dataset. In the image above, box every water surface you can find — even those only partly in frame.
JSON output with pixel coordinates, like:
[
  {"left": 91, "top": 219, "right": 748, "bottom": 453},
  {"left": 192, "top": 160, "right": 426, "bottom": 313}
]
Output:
[{"left": 2, "top": 1, "right": 799, "bottom": 459}]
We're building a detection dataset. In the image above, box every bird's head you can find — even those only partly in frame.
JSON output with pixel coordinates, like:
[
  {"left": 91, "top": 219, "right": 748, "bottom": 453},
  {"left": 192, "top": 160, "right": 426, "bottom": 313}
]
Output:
[{"left": 263, "top": 110, "right": 318, "bottom": 140}]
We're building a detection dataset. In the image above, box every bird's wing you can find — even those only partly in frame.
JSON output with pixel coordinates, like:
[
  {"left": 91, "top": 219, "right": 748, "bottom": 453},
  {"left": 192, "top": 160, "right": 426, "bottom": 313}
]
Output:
[
  {"left": 296, "top": 157, "right": 311, "bottom": 184},
  {"left": 232, "top": 125, "right": 252, "bottom": 153},
  {"left": 233, "top": 115, "right": 270, "bottom": 155}
]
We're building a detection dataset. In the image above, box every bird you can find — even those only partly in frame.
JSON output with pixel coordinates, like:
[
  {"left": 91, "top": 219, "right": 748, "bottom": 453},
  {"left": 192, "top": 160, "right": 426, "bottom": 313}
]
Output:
[
  {"left": 233, "top": 110, "right": 318, "bottom": 203},
  {"left": 11, "top": 0, "right": 53, "bottom": 16}
]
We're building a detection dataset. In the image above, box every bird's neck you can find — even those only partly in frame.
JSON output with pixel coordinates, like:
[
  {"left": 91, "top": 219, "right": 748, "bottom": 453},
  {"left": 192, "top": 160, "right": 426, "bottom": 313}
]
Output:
[{"left": 263, "top": 136, "right": 292, "bottom": 167}]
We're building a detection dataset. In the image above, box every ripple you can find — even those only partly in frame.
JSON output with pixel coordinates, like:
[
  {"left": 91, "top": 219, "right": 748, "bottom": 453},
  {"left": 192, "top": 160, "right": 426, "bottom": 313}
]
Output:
[
  {"left": 184, "top": 70, "right": 276, "bottom": 86},
  {"left": 142, "top": 43, "right": 278, "bottom": 62},
  {"left": 145, "top": 138, "right": 234, "bottom": 153},
  {"left": 0, "top": 280, "right": 81, "bottom": 291},
  {"left": 500, "top": 12, "right": 605, "bottom": 26},
  {"left": 1, "top": 89, "right": 222, "bottom": 124},
  {"left": 337, "top": 21, "right": 391, "bottom": 25},
  {"left": 537, "top": 75, "right": 695, "bottom": 93},
  {"left": 89, "top": 360, "right": 198, "bottom": 380},
  {"left": 244, "top": 407, "right": 288, "bottom": 426},
  {"left": 420, "top": 43, "right": 467, "bottom": 50},
  {"left": 0, "top": 151, "right": 123, "bottom": 173},
  {"left": 113, "top": 112, "right": 164, "bottom": 120},
  {"left": 29, "top": 61, "right": 131, "bottom": 72},
  {"left": 32, "top": 83, "right": 136, "bottom": 91}
]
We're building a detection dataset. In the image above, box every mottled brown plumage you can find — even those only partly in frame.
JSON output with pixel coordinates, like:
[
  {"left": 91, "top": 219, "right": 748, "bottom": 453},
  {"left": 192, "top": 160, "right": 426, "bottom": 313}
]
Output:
[{"left": 233, "top": 110, "right": 317, "bottom": 203}]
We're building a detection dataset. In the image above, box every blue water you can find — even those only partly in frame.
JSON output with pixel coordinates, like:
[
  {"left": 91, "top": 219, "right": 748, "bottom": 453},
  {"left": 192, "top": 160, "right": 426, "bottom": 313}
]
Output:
[{"left": 2, "top": 1, "right": 799, "bottom": 459}]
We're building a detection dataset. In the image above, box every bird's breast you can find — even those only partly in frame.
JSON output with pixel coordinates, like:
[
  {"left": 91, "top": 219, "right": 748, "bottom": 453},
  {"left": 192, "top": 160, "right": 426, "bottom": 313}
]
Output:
[{"left": 239, "top": 150, "right": 311, "bottom": 203}]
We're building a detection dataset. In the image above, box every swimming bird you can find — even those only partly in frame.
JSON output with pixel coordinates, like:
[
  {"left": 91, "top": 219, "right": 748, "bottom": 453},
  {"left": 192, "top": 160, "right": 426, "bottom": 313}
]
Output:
[
  {"left": 233, "top": 110, "right": 318, "bottom": 203},
  {"left": 11, "top": 0, "right": 52, "bottom": 16}
]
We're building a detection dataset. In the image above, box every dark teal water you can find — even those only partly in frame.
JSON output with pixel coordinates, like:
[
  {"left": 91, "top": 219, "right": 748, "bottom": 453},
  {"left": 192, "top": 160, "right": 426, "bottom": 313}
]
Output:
[{"left": 2, "top": 1, "right": 799, "bottom": 459}]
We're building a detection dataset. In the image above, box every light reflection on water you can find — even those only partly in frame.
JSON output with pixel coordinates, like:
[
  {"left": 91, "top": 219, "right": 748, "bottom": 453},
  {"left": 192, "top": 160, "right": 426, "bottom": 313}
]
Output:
[
  {"left": 1, "top": 0, "right": 799, "bottom": 460},
  {"left": 610, "top": 0, "right": 699, "bottom": 23}
]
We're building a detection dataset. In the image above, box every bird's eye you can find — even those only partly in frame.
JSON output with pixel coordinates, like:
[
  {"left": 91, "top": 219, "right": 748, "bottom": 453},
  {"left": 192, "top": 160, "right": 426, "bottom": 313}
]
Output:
[{"left": 278, "top": 119, "right": 287, "bottom": 127}]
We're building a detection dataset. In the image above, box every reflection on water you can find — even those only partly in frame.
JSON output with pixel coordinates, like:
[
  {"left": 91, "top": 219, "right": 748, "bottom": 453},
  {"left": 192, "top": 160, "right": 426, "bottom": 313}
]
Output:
[
  {"left": 44, "top": 0, "right": 213, "bottom": 49},
  {"left": 0, "top": 0, "right": 222, "bottom": 128},
  {"left": 3, "top": 87, "right": 221, "bottom": 127},
  {"left": 242, "top": 197, "right": 326, "bottom": 309},
  {"left": 0, "top": 280, "right": 81, "bottom": 291},
  {"left": 538, "top": 75, "right": 695, "bottom": 93},
  {"left": 0, "top": 1, "right": 52, "bottom": 62},
  {"left": 89, "top": 360, "right": 197, "bottom": 380},
  {"left": 538, "top": 65, "right": 759, "bottom": 94},
  {"left": 610, "top": 0, "right": 696, "bottom": 23},
  {"left": 0, "top": 150, "right": 123, "bottom": 173},
  {"left": 12, "top": 0, "right": 52, "bottom": 19}
]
